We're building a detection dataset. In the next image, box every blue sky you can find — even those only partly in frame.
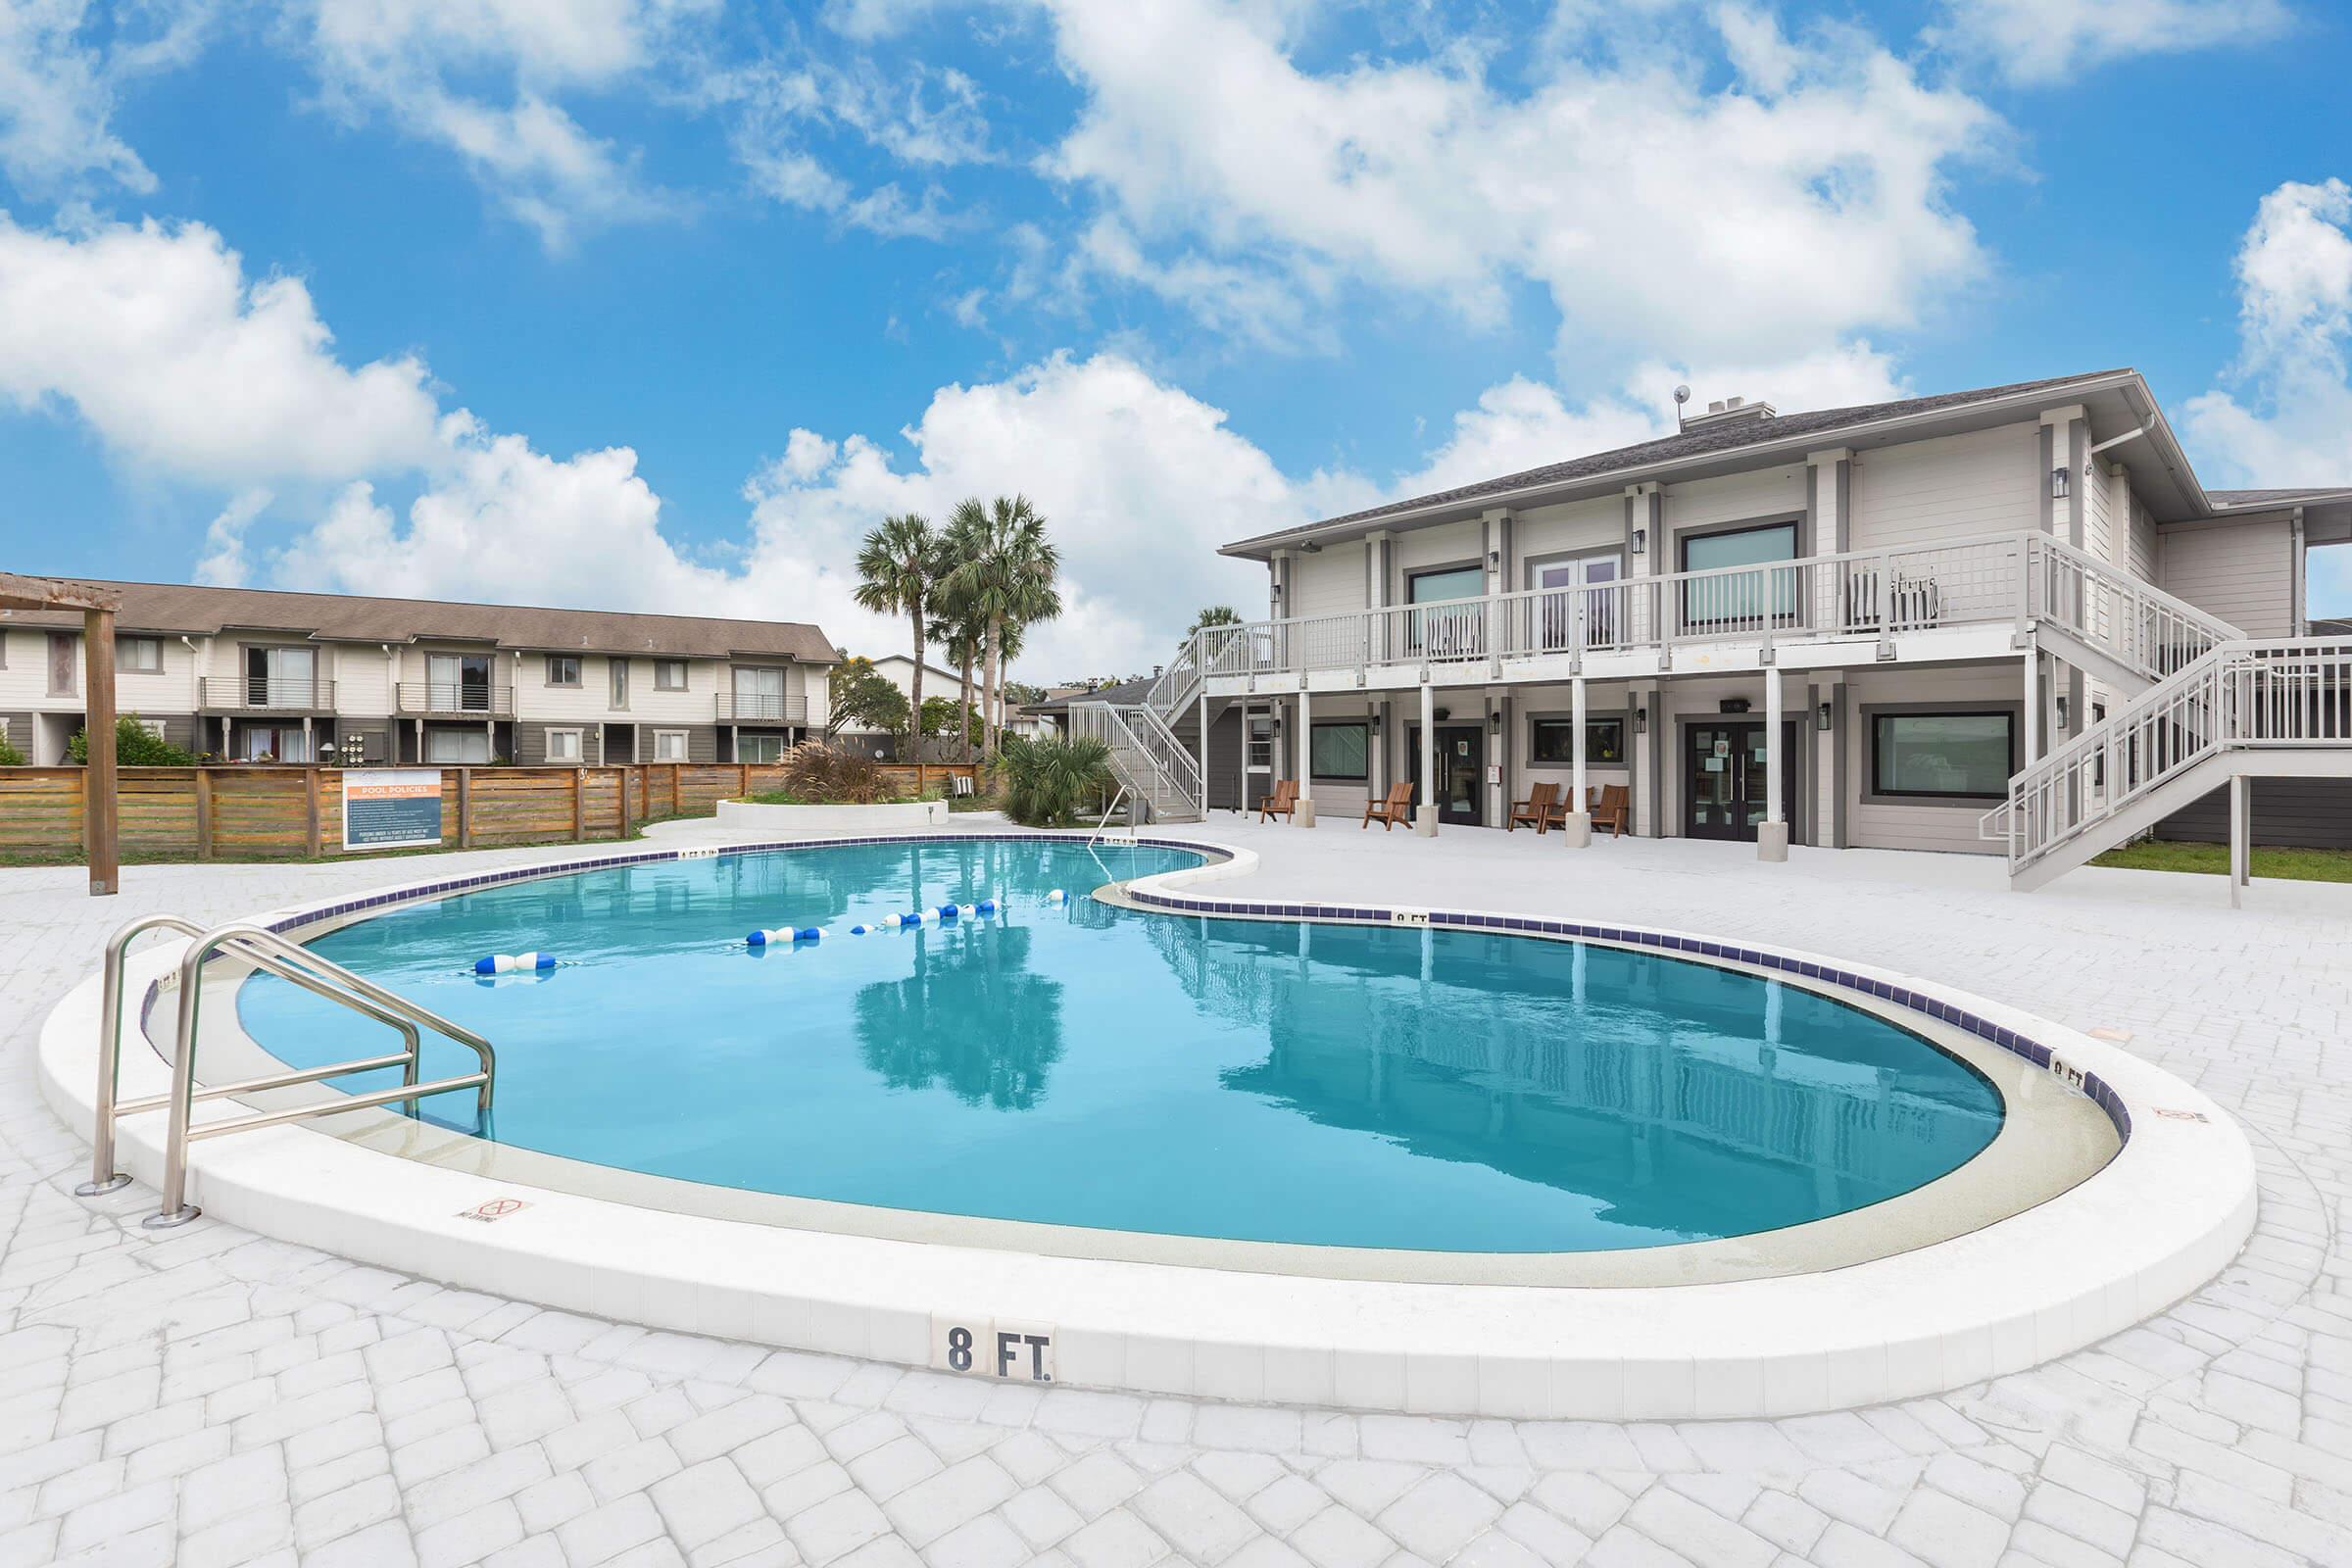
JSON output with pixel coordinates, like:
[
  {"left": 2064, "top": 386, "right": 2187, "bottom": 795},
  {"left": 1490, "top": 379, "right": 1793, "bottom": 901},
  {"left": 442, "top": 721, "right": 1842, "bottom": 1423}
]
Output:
[{"left": 3, "top": 0, "right": 2349, "bottom": 681}]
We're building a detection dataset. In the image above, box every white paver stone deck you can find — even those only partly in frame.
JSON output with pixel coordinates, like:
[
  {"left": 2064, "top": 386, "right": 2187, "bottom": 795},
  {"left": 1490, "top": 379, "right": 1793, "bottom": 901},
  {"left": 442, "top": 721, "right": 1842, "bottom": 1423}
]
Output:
[{"left": 0, "top": 817, "right": 2345, "bottom": 1564}]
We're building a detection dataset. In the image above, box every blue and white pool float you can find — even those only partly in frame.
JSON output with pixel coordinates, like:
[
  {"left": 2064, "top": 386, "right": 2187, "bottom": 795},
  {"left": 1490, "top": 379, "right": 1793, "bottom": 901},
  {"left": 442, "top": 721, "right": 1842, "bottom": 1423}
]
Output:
[
  {"left": 746, "top": 927, "right": 821, "bottom": 946},
  {"left": 475, "top": 953, "right": 556, "bottom": 975}
]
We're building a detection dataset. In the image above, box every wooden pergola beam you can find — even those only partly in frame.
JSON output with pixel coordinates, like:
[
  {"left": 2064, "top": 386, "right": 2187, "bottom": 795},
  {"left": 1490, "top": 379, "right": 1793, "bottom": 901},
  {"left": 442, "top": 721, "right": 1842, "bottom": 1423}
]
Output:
[{"left": 1, "top": 573, "right": 122, "bottom": 895}]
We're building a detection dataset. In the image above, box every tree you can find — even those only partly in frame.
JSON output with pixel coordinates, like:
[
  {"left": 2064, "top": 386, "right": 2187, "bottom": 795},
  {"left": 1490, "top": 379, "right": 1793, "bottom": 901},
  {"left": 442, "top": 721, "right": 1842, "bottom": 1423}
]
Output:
[
  {"left": 918, "top": 696, "right": 980, "bottom": 741},
  {"left": 69, "top": 714, "right": 197, "bottom": 766},
  {"left": 944, "top": 495, "right": 1061, "bottom": 758},
  {"left": 853, "top": 513, "right": 946, "bottom": 794},
  {"left": 992, "top": 734, "right": 1113, "bottom": 827},
  {"left": 929, "top": 593, "right": 985, "bottom": 765},
  {"left": 1001, "top": 681, "right": 1046, "bottom": 708},
  {"left": 825, "top": 659, "right": 909, "bottom": 740},
  {"left": 1185, "top": 606, "right": 1242, "bottom": 647}
]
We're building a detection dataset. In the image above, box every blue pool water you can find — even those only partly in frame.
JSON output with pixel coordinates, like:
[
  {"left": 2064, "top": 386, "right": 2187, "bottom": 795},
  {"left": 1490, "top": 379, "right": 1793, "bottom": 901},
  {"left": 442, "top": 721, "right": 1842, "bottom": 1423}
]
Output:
[{"left": 235, "top": 840, "right": 2003, "bottom": 1252}]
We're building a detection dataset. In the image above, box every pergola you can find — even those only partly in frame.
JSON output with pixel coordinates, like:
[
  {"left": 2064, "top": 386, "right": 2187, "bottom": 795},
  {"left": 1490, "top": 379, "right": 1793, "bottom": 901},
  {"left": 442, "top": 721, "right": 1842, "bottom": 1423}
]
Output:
[{"left": 0, "top": 573, "right": 122, "bottom": 896}]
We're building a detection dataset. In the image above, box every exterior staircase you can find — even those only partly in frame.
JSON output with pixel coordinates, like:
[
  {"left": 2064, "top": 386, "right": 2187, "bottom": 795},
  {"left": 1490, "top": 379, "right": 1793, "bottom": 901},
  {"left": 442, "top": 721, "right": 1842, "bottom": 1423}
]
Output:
[
  {"left": 1068, "top": 640, "right": 1209, "bottom": 823},
  {"left": 1984, "top": 638, "right": 2352, "bottom": 891}
]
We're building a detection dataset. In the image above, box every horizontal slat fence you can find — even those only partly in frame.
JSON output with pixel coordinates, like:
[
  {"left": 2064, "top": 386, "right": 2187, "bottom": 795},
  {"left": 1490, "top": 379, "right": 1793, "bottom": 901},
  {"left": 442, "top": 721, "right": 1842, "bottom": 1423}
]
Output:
[{"left": 0, "top": 760, "right": 979, "bottom": 862}]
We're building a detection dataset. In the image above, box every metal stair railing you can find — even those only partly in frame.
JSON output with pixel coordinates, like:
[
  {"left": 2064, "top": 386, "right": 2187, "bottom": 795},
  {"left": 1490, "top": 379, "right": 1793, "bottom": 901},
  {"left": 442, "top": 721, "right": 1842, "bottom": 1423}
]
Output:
[
  {"left": 2025, "top": 535, "right": 2241, "bottom": 683},
  {"left": 78, "top": 915, "right": 497, "bottom": 1228},
  {"left": 1069, "top": 700, "right": 1205, "bottom": 821},
  {"left": 1984, "top": 638, "right": 2352, "bottom": 877}
]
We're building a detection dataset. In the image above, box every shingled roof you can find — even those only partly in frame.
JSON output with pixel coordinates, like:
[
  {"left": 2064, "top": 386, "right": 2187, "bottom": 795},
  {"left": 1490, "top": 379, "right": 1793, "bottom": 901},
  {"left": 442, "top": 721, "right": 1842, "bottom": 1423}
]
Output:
[
  {"left": 1225, "top": 369, "right": 2141, "bottom": 555},
  {"left": 0, "top": 579, "right": 838, "bottom": 662},
  {"left": 2209, "top": 488, "right": 2352, "bottom": 509}
]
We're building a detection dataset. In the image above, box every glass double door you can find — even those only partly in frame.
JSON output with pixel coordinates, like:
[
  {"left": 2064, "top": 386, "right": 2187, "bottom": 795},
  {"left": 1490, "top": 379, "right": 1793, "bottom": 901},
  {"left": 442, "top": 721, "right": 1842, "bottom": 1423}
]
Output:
[
  {"left": 1529, "top": 554, "right": 1621, "bottom": 652},
  {"left": 1407, "top": 725, "right": 1485, "bottom": 826},
  {"left": 1685, "top": 720, "right": 1797, "bottom": 841}
]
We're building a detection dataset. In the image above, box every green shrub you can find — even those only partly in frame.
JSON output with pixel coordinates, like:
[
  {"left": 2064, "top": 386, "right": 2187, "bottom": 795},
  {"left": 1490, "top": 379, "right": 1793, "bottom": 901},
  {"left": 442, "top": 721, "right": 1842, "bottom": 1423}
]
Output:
[
  {"left": 0, "top": 735, "right": 23, "bottom": 766},
  {"left": 993, "top": 735, "right": 1113, "bottom": 826},
  {"left": 67, "top": 714, "right": 197, "bottom": 766}
]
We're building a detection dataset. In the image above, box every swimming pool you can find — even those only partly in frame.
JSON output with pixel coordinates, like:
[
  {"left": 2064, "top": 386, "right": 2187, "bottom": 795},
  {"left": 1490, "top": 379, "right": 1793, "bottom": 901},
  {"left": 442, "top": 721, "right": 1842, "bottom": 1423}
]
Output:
[{"left": 233, "top": 838, "right": 2005, "bottom": 1255}]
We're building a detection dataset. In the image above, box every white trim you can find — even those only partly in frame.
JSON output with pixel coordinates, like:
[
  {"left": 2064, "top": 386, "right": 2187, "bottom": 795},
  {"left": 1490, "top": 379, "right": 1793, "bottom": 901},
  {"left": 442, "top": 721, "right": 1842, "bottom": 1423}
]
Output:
[
  {"left": 545, "top": 727, "right": 583, "bottom": 763},
  {"left": 652, "top": 729, "right": 689, "bottom": 761}
]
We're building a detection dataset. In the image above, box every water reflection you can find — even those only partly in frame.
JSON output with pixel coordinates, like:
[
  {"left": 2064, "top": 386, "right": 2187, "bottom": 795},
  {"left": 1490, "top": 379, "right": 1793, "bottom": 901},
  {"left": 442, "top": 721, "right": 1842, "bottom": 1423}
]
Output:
[{"left": 855, "top": 926, "right": 1065, "bottom": 1109}]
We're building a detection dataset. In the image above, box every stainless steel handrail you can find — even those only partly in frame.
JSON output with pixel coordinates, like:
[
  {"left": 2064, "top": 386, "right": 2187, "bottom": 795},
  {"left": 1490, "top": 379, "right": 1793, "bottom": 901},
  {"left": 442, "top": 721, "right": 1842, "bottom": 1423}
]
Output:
[{"left": 76, "top": 914, "right": 496, "bottom": 1227}]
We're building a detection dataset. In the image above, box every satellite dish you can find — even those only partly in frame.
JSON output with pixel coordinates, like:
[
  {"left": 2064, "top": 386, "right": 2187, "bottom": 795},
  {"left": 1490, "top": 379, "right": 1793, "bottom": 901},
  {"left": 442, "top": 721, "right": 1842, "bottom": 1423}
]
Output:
[{"left": 1673, "top": 385, "right": 1691, "bottom": 406}]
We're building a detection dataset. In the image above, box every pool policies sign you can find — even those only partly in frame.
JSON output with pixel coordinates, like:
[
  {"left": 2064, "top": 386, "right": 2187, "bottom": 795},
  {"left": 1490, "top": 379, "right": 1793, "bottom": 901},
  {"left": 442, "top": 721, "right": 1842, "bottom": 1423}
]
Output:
[{"left": 343, "top": 768, "right": 445, "bottom": 852}]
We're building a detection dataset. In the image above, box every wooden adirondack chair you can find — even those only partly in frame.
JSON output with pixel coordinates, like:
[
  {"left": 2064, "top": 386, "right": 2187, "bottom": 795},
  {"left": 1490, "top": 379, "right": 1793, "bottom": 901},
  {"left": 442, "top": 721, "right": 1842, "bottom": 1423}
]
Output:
[
  {"left": 1592, "top": 784, "right": 1631, "bottom": 838},
  {"left": 1507, "top": 780, "right": 1559, "bottom": 833},
  {"left": 1362, "top": 780, "right": 1414, "bottom": 830},
  {"left": 1256, "top": 778, "right": 1299, "bottom": 822}
]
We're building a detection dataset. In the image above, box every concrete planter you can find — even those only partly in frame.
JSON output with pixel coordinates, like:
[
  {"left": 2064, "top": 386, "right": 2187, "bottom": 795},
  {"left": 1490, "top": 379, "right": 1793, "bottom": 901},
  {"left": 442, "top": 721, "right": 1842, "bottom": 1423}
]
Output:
[{"left": 713, "top": 798, "right": 949, "bottom": 832}]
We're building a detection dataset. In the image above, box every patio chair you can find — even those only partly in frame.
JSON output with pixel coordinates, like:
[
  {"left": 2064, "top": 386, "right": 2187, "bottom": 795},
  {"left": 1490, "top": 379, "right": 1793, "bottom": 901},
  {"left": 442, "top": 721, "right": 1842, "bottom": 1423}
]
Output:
[
  {"left": 1256, "top": 779, "right": 1299, "bottom": 823},
  {"left": 1592, "top": 784, "right": 1631, "bottom": 838},
  {"left": 1507, "top": 780, "right": 1559, "bottom": 833},
  {"left": 1362, "top": 781, "right": 1414, "bottom": 830}
]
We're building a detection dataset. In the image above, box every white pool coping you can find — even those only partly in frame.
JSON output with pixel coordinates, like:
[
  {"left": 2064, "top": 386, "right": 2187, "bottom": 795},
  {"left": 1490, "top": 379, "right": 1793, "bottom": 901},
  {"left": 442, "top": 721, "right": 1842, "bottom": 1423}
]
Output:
[{"left": 38, "top": 834, "right": 2257, "bottom": 1420}]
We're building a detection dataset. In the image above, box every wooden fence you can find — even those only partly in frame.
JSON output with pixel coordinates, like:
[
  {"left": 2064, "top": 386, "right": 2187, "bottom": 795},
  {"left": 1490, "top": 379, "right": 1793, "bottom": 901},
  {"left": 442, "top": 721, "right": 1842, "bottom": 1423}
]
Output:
[{"left": 0, "top": 760, "right": 981, "bottom": 862}]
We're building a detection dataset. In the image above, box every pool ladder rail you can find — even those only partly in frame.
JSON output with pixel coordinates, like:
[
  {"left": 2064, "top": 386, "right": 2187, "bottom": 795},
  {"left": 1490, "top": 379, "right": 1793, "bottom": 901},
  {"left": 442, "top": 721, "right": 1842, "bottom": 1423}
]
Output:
[{"left": 78, "top": 914, "right": 498, "bottom": 1231}]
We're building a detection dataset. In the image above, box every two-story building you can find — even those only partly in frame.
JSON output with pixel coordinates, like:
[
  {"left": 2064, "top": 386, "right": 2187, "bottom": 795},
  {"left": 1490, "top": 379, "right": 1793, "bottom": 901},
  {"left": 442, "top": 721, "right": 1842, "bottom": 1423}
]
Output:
[
  {"left": 1094, "top": 369, "right": 2349, "bottom": 875},
  {"left": 0, "top": 582, "right": 836, "bottom": 767}
]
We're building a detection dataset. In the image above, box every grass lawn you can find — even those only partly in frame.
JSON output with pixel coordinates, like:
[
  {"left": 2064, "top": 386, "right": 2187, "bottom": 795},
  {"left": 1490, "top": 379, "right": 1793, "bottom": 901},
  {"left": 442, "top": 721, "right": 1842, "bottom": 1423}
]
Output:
[{"left": 2091, "top": 840, "right": 2352, "bottom": 883}]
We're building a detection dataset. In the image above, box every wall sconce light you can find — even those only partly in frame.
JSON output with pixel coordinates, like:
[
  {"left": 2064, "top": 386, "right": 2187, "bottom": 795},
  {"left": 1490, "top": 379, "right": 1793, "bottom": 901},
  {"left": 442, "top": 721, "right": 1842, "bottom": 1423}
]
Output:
[
  {"left": 2092, "top": 702, "right": 2106, "bottom": 723},
  {"left": 1817, "top": 701, "right": 1834, "bottom": 732},
  {"left": 2050, "top": 466, "right": 2070, "bottom": 500},
  {"left": 1487, "top": 550, "right": 1500, "bottom": 568},
  {"left": 1631, "top": 528, "right": 1648, "bottom": 555},
  {"left": 2055, "top": 695, "right": 2070, "bottom": 728},
  {"left": 1369, "top": 712, "right": 1382, "bottom": 735},
  {"left": 1433, "top": 707, "right": 1450, "bottom": 722},
  {"left": 1634, "top": 705, "right": 1648, "bottom": 730},
  {"left": 1488, "top": 710, "right": 1501, "bottom": 732}
]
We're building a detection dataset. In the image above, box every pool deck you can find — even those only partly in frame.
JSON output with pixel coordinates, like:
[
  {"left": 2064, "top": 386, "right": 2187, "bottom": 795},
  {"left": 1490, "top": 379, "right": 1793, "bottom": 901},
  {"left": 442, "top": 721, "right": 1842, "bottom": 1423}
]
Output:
[{"left": 1, "top": 819, "right": 2346, "bottom": 1566}]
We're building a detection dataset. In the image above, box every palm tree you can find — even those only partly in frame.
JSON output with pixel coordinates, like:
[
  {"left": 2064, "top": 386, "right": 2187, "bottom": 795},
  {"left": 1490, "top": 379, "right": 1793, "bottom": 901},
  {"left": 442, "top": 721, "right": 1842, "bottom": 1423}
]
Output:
[
  {"left": 1185, "top": 605, "right": 1242, "bottom": 662},
  {"left": 929, "top": 595, "right": 985, "bottom": 765},
  {"left": 945, "top": 496, "right": 1061, "bottom": 757},
  {"left": 853, "top": 513, "right": 944, "bottom": 794}
]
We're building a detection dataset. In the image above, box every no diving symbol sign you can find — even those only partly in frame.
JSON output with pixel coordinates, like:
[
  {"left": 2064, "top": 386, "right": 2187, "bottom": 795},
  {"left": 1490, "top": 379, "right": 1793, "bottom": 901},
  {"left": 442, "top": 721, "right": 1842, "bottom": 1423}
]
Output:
[{"left": 457, "top": 1197, "right": 530, "bottom": 1223}]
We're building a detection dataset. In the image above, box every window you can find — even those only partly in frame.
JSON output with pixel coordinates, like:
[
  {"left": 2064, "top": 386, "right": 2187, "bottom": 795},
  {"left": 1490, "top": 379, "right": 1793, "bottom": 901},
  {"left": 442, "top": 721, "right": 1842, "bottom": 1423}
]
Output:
[
  {"left": 425, "top": 728, "right": 493, "bottom": 764},
  {"left": 739, "top": 734, "right": 785, "bottom": 763},
  {"left": 609, "top": 659, "right": 629, "bottom": 709},
  {"left": 1529, "top": 717, "right": 1626, "bottom": 766},
  {"left": 135, "top": 717, "right": 166, "bottom": 740},
  {"left": 654, "top": 659, "right": 688, "bottom": 691},
  {"left": 733, "top": 666, "right": 787, "bottom": 719},
  {"left": 242, "top": 725, "right": 310, "bottom": 762},
  {"left": 244, "top": 645, "right": 317, "bottom": 708},
  {"left": 1680, "top": 520, "right": 1798, "bottom": 625},
  {"left": 653, "top": 730, "right": 688, "bottom": 761},
  {"left": 47, "top": 632, "right": 75, "bottom": 696},
  {"left": 425, "top": 653, "right": 494, "bottom": 711},
  {"left": 546, "top": 728, "right": 582, "bottom": 762},
  {"left": 1246, "top": 714, "right": 1272, "bottom": 770},
  {"left": 1407, "top": 565, "right": 1485, "bottom": 604},
  {"left": 1309, "top": 721, "right": 1369, "bottom": 781},
  {"left": 547, "top": 655, "right": 582, "bottom": 687},
  {"left": 118, "top": 636, "right": 163, "bottom": 673},
  {"left": 1871, "top": 711, "right": 2015, "bottom": 800}
]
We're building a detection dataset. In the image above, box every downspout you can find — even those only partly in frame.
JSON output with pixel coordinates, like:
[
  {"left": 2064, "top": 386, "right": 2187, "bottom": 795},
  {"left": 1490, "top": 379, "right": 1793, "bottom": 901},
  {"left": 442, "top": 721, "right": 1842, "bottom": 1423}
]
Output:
[
  {"left": 383, "top": 644, "right": 399, "bottom": 762},
  {"left": 2292, "top": 509, "right": 2308, "bottom": 637},
  {"left": 180, "top": 637, "right": 202, "bottom": 753}
]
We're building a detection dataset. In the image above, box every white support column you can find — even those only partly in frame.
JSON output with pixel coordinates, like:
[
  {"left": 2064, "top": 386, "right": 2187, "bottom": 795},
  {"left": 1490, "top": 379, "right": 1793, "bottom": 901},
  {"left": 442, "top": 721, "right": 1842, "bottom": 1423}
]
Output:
[
  {"left": 2230, "top": 773, "right": 2250, "bottom": 909},
  {"left": 1759, "top": 669, "right": 1789, "bottom": 861},
  {"left": 1197, "top": 690, "right": 1210, "bottom": 813},
  {"left": 2023, "top": 649, "right": 2043, "bottom": 763},
  {"left": 1295, "top": 686, "right": 1316, "bottom": 825},
  {"left": 1416, "top": 683, "right": 1438, "bottom": 836},
  {"left": 1562, "top": 676, "right": 1592, "bottom": 846}
]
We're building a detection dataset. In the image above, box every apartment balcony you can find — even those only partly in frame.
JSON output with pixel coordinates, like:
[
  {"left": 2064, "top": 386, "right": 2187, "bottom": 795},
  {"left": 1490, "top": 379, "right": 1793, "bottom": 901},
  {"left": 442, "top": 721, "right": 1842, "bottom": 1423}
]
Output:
[
  {"left": 396, "top": 682, "right": 515, "bottom": 718},
  {"left": 200, "top": 677, "right": 337, "bottom": 713},
  {"left": 715, "top": 692, "right": 808, "bottom": 723},
  {"left": 1196, "top": 530, "right": 2225, "bottom": 695}
]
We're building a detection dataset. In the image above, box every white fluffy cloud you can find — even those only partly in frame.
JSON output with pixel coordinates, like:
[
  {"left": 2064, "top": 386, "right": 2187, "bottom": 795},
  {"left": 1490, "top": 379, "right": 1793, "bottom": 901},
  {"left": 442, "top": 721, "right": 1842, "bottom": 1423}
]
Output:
[
  {"left": 0, "top": 0, "right": 211, "bottom": 199},
  {"left": 0, "top": 215, "right": 445, "bottom": 482},
  {"left": 288, "top": 0, "right": 708, "bottom": 248},
  {"left": 1037, "top": 0, "right": 1995, "bottom": 363},
  {"left": 1934, "top": 0, "right": 2291, "bottom": 85},
  {"left": 2183, "top": 178, "right": 2352, "bottom": 489}
]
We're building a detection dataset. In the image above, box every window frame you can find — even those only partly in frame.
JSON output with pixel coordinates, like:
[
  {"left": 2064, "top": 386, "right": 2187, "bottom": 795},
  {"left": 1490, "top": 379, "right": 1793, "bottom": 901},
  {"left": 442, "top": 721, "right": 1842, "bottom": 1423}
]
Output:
[
  {"left": 738, "top": 733, "right": 785, "bottom": 764},
  {"left": 1525, "top": 712, "right": 1628, "bottom": 769},
  {"left": 1675, "top": 516, "right": 1802, "bottom": 628},
  {"left": 545, "top": 727, "right": 583, "bottom": 763},
  {"left": 653, "top": 659, "right": 689, "bottom": 691},
  {"left": 118, "top": 636, "right": 164, "bottom": 673},
  {"left": 609, "top": 658, "right": 629, "bottom": 710},
  {"left": 1307, "top": 719, "right": 1370, "bottom": 783},
  {"left": 1862, "top": 705, "right": 2020, "bottom": 806},
  {"left": 1405, "top": 562, "right": 1487, "bottom": 606},
  {"left": 652, "top": 729, "right": 689, "bottom": 761},
  {"left": 546, "top": 654, "right": 582, "bottom": 688}
]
